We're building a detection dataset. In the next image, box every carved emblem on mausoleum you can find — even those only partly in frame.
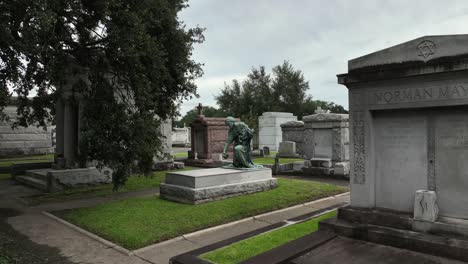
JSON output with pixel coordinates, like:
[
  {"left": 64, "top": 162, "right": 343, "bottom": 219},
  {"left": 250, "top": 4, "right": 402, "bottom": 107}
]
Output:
[
  {"left": 417, "top": 40, "right": 436, "bottom": 60},
  {"left": 352, "top": 112, "right": 366, "bottom": 184}
]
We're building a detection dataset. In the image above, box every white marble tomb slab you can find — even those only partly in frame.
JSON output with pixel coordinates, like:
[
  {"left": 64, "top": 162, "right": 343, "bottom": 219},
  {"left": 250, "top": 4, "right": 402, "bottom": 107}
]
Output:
[
  {"left": 313, "top": 129, "right": 333, "bottom": 159},
  {"left": 435, "top": 112, "right": 468, "bottom": 219},
  {"left": 160, "top": 168, "right": 277, "bottom": 204},
  {"left": 374, "top": 112, "right": 428, "bottom": 212}
]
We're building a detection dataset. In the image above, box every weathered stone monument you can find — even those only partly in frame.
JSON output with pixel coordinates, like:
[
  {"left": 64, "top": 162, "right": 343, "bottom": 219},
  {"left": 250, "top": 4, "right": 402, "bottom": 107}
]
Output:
[
  {"left": 185, "top": 104, "right": 236, "bottom": 167},
  {"left": 258, "top": 112, "right": 297, "bottom": 151},
  {"left": 172, "top": 126, "right": 191, "bottom": 147},
  {"left": 152, "top": 119, "right": 178, "bottom": 170},
  {"left": 280, "top": 111, "right": 350, "bottom": 177},
  {"left": 0, "top": 100, "right": 54, "bottom": 158},
  {"left": 277, "top": 141, "right": 301, "bottom": 158},
  {"left": 14, "top": 74, "right": 173, "bottom": 192},
  {"left": 301, "top": 112, "right": 349, "bottom": 177},
  {"left": 161, "top": 117, "right": 277, "bottom": 204},
  {"left": 319, "top": 35, "right": 468, "bottom": 262},
  {"left": 280, "top": 120, "right": 305, "bottom": 156},
  {"left": 14, "top": 77, "right": 114, "bottom": 191}
]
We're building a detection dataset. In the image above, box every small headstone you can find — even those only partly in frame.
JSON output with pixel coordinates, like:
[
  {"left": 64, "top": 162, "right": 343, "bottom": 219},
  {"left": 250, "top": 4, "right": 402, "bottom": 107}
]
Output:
[
  {"left": 251, "top": 149, "right": 264, "bottom": 157},
  {"left": 334, "top": 162, "right": 350, "bottom": 178},
  {"left": 278, "top": 141, "right": 296, "bottom": 156},
  {"left": 272, "top": 156, "right": 279, "bottom": 175},
  {"left": 259, "top": 149, "right": 264, "bottom": 157},
  {"left": 414, "top": 190, "right": 439, "bottom": 222},
  {"left": 263, "top": 146, "right": 270, "bottom": 156}
]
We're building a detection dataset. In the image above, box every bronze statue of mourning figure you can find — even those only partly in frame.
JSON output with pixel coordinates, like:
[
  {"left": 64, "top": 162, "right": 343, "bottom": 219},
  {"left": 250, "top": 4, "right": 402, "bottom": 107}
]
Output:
[{"left": 222, "top": 117, "right": 263, "bottom": 169}]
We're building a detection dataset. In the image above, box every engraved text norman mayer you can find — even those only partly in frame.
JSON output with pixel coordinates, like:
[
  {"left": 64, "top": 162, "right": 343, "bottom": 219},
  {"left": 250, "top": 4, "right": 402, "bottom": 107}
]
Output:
[{"left": 371, "top": 84, "right": 468, "bottom": 105}]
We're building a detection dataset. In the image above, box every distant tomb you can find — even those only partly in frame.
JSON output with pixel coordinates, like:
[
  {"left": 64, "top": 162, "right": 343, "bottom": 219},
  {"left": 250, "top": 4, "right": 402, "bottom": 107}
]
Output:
[
  {"left": 185, "top": 104, "right": 237, "bottom": 167},
  {"left": 280, "top": 121, "right": 305, "bottom": 156},
  {"left": 302, "top": 112, "right": 349, "bottom": 178},
  {"left": 0, "top": 99, "right": 54, "bottom": 158},
  {"left": 280, "top": 113, "right": 350, "bottom": 177},
  {"left": 258, "top": 112, "right": 297, "bottom": 151},
  {"left": 172, "top": 126, "right": 191, "bottom": 147}
]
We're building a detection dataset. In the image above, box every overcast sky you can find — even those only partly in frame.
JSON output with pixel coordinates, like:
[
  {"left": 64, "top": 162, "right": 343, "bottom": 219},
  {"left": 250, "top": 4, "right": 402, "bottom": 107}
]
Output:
[{"left": 178, "top": 0, "right": 468, "bottom": 116}]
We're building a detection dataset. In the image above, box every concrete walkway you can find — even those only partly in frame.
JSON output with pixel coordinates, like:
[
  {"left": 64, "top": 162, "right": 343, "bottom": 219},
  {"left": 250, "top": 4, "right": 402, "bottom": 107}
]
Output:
[{"left": 1, "top": 178, "right": 349, "bottom": 264}]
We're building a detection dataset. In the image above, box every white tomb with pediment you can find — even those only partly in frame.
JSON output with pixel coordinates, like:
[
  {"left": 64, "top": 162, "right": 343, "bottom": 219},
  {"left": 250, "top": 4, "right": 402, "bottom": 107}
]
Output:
[
  {"left": 315, "top": 35, "right": 468, "bottom": 262},
  {"left": 340, "top": 35, "right": 468, "bottom": 220}
]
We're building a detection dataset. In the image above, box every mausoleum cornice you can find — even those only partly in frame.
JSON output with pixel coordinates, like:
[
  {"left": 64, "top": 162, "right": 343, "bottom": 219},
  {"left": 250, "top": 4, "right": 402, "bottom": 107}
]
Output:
[{"left": 338, "top": 34, "right": 468, "bottom": 86}]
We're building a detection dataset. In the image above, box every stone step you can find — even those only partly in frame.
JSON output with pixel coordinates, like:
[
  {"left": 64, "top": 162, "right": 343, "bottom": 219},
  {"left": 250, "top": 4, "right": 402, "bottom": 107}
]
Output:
[
  {"left": 25, "top": 169, "right": 49, "bottom": 181},
  {"left": 319, "top": 217, "right": 468, "bottom": 262},
  {"left": 337, "top": 206, "right": 413, "bottom": 230},
  {"left": 337, "top": 206, "right": 468, "bottom": 239},
  {"left": 15, "top": 175, "right": 47, "bottom": 191}
]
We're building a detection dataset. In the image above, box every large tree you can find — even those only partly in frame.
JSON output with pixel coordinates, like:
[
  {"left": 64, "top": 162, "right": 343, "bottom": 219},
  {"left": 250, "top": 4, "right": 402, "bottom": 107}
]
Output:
[
  {"left": 0, "top": 0, "right": 204, "bottom": 189},
  {"left": 215, "top": 61, "right": 346, "bottom": 129},
  {"left": 271, "top": 61, "right": 311, "bottom": 116},
  {"left": 216, "top": 66, "right": 273, "bottom": 129}
]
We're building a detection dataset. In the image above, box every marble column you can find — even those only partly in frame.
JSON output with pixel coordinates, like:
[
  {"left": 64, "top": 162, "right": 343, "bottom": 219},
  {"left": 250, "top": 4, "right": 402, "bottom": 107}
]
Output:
[
  {"left": 55, "top": 99, "right": 65, "bottom": 157},
  {"left": 63, "top": 99, "right": 78, "bottom": 168}
]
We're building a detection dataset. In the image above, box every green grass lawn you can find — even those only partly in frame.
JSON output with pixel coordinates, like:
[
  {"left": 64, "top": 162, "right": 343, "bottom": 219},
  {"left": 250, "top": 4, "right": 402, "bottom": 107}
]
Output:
[
  {"left": 56, "top": 178, "right": 346, "bottom": 249},
  {"left": 173, "top": 152, "right": 188, "bottom": 158},
  {"left": 253, "top": 157, "right": 304, "bottom": 165},
  {"left": 201, "top": 210, "right": 337, "bottom": 264},
  {"left": 0, "top": 256, "right": 13, "bottom": 264},
  {"left": 24, "top": 167, "right": 194, "bottom": 205},
  {"left": 0, "top": 154, "right": 54, "bottom": 168},
  {"left": 0, "top": 174, "right": 10, "bottom": 181}
]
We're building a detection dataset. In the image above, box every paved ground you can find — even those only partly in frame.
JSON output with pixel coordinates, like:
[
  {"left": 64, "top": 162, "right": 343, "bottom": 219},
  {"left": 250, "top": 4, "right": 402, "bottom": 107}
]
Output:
[
  {"left": 292, "top": 236, "right": 466, "bottom": 264},
  {"left": 0, "top": 208, "right": 75, "bottom": 264},
  {"left": 0, "top": 176, "right": 349, "bottom": 264}
]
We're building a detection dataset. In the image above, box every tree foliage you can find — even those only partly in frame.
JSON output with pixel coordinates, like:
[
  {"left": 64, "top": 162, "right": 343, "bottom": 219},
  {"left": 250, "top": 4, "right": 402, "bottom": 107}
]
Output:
[
  {"left": 0, "top": 0, "right": 204, "bottom": 189},
  {"left": 176, "top": 105, "right": 225, "bottom": 127},
  {"left": 215, "top": 61, "right": 347, "bottom": 129}
]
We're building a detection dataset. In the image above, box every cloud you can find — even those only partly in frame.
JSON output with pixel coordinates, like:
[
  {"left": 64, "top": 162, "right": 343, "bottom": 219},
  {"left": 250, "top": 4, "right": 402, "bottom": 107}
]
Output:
[
  {"left": 179, "top": 74, "right": 245, "bottom": 116},
  {"left": 180, "top": 0, "right": 468, "bottom": 115}
]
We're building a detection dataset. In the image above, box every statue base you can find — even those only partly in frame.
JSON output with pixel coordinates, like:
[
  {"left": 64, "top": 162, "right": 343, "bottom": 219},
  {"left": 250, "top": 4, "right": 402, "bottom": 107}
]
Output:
[{"left": 160, "top": 167, "right": 277, "bottom": 204}]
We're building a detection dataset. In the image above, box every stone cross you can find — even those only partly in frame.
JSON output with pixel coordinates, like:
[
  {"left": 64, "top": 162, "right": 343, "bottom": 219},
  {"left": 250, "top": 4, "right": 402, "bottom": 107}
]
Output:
[{"left": 196, "top": 103, "right": 203, "bottom": 116}]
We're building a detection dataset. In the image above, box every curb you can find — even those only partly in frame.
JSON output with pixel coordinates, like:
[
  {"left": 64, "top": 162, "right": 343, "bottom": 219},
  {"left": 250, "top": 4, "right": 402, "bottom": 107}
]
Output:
[
  {"left": 41, "top": 211, "right": 133, "bottom": 256},
  {"left": 42, "top": 192, "right": 350, "bottom": 256}
]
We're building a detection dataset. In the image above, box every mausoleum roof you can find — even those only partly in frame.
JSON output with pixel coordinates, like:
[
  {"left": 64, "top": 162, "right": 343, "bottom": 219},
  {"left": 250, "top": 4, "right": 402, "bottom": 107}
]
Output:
[
  {"left": 303, "top": 113, "right": 349, "bottom": 122},
  {"left": 280, "top": 120, "right": 304, "bottom": 127},
  {"left": 348, "top": 34, "right": 468, "bottom": 72}
]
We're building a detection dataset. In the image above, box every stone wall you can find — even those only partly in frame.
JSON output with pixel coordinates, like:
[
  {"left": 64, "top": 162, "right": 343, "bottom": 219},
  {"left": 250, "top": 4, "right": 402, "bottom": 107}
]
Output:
[
  {"left": 0, "top": 106, "right": 54, "bottom": 158},
  {"left": 258, "top": 112, "right": 297, "bottom": 151}
]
